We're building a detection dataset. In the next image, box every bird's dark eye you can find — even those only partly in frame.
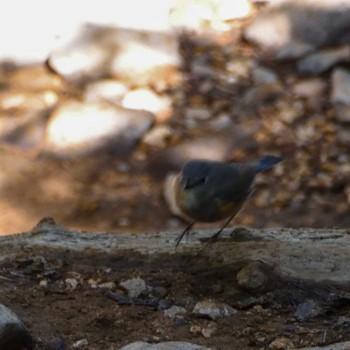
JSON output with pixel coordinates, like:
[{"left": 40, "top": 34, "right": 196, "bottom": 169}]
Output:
[{"left": 184, "top": 176, "right": 208, "bottom": 190}]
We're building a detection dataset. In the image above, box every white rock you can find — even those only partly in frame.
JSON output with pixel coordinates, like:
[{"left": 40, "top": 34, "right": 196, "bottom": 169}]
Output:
[
  {"left": 49, "top": 25, "right": 179, "bottom": 85},
  {"left": 122, "top": 88, "right": 172, "bottom": 120},
  {"left": 85, "top": 80, "right": 128, "bottom": 103},
  {"left": 245, "top": 0, "right": 350, "bottom": 58},
  {"left": 164, "top": 305, "right": 187, "bottom": 319},
  {"left": 119, "top": 341, "right": 213, "bottom": 350},
  {"left": 120, "top": 277, "right": 147, "bottom": 298},
  {"left": 73, "top": 338, "right": 89, "bottom": 349},
  {"left": 192, "top": 299, "right": 237, "bottom": 320},
  {"left": 216, "top": 0, "right": 252, "bottom": 21},
  {"left": 44, "top": 100, "right": 154, "bottom": 157}
]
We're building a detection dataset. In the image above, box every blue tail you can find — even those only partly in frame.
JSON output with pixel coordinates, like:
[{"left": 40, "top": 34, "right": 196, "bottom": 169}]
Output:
[{"left": 252, "top": 155, "right": 283, "bottom": 173}]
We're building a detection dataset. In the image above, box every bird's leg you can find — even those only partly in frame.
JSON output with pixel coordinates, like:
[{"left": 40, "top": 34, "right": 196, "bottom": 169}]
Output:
[
  {"left": 175, "top": 221, "right": 196, "bottom": 247},
  {"left": 207, "top": 213, "right": 236, "bottom": 244}
]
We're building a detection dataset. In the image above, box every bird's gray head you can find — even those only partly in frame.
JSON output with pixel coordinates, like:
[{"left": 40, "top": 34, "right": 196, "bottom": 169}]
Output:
[{"left": 180, "top": 160, "right": 212, "bottom": 190}]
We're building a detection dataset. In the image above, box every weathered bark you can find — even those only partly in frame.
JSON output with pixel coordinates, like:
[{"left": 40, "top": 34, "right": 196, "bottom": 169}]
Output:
[{"left": 1, "top": 218, "right": 350, "bottom": 284}]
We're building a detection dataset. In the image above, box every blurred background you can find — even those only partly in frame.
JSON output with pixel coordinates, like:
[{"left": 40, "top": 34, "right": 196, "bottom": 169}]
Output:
[{"left": 0, "top": 0, "right": 349, "bottom": 234}]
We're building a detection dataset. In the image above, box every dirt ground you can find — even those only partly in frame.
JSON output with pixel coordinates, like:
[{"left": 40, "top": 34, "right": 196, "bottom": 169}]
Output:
[{"left": 1, "top": 243, "right": 350, "bottom": 350}]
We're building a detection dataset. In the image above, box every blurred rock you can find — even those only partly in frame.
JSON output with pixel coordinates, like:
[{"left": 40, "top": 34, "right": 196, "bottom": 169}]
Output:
[
  {"left": 252, "top": 65, "right": 279, "bottom": 85},
  {"left": 122, "top": 88, "right": 172, "bottom": 122},
  {"left": 330, "top": 68, "right": 350, "bottom": 122},
  {"left": 120, "top": 277, "right": 147, "bottom": 298},
  {"left": 0, "top": 303, "right": 34, "bottom": 350},
  {"left": 333, "top": 104, "right": 350, "bottom": 123},
  {"left": 245, "top": 0, "right": 350, "bottom": 59},
  {"left": 170, "top": 0, "right": 252, "bottom": 31},
  {"left": 192, "top": 299, "right": 237, "bottom": 320},
  {"left": 292, "top": 78, "right": 326, "bottom": 109},
  {"left": 49, "top": 25, "right": 180, "bottom": 86},
  {"left": 331, "top": 68, "right": 350, "bottom": 105},
  {"left": 142, "top": 125, "right": 172, "bottom": 148},
  {"left": 85, "top": 79, "right": 128, "bottom": 103},
  {"left": 120, "top": 341, "right": 213, "bottom": 350},
  {"left": 298, "top": 46, "right": 350, "bottom": 75},
  {"left": 185, "top": 107, "right": 212, "bottom": 120},
  {"left": 43, "top": 100, "right": 154, "bottom": 157}
]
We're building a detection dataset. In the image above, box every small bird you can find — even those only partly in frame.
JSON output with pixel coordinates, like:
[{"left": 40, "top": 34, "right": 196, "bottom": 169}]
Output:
[{"left": 164, "top": 155, "right": 283, "bottom": 246}]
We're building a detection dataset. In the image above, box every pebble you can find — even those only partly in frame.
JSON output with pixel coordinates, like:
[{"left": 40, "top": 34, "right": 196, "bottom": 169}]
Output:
[
  {"left": 120, "top": 277, "right": 147, "bottom": 298},
  {"left": 163, "top": 305, "right": 187, "bottom": 319},
  {"left": 44, "top": 100, "right": 154, "bottom": 157},
  {"left": 65, "top": 278, "right": 78, "bottom": 291},
  {"left": 201, "top": 322, "right": 217, "bottom": 338},
  {"left": 269, "top": 337, "right": 295, "bottom": 350},
  {"left": 252, "top": 66, "right": 279, "bottom": 85},
  {"left": 85, "top": 79, "right": 128, "bottom": 103},
  {"left": 119, "top": 341, "right": 213, "bottom": 350},
  {"left": 0, "top": 303, "right": 34, "bottom": 350},
  {"left": 97, "top": 282, "right": 116, "bottom": 290},
  {"left": 298, "top": 45, "right": 350, "bottom": 75},
  {"left": 295, "top": 299, "right": 323, "bottom": 320},
  {"left": 72, "top": 338, "right": 88, "bottom": 349},
  {"left": 192, "top": 299, "right": 237, "bottom": 320},
  {"left": 122, "top": 88, "right": 172, "bottom": 122},
  {"left": 331, "top": 68, "right": 350, "bottom": 105},
  {"left": 236, "top": 263, "right": 268, "bottom": 290}
]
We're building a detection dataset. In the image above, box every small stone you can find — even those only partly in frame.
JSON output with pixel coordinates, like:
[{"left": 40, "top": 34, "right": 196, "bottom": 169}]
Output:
[
  {"left": 269, "top": 337, "right": 294, "bottom": 350},
  {"left": 65, "top": 278, "right": 78, "bottom": 291},
  {"left": 333, "top": 104, "right": 350, "bottom": 123},
  {"left": 189, "top": 325, "right": 202, "bottom": 335},
  {"left": 295, "top": 299, "right": 323, "bottom": 320},
  {"left": 85, "top": 80, "right": 128, "bottom": 103},
  {"left": 331, "top": 68, "right": 350, "bottom": 105},
  {"left": 252, "top": 66, "right": 278, "bottom": 85},
  {"left": 120, "top": 277, "right": 147, "bottom": 298},
  {"left": 201, "top": 322, "right": 217, "bottom": 338},
  {"left": 192, "top": 299, "right": 237, "bottom": 320},
  {"left": 185, "top": 107, "right": 212, "bottom": 120},
  {"left": 72, "top": 338, "right": 88, "bottom": 349},
  {"left": 39, "top": 279, "right": 49, "bottom": 288},
  {"left": 164, "top": 305, "right": 187, "bottom": 319},
  {"left": 122, "top": 88, "right": 172, "bottom": 121},
  {"left": 236, "top": 263, "right": 268, "bottom": 290},
  {"left": 97, "top": 282, "right": 116, "bottom": 290},
  {"left": 292, "top": 78, "right": 326, "bottom": 99},
  {"left": 298, "top": 45, "right": 350, "bottom": 75}
]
